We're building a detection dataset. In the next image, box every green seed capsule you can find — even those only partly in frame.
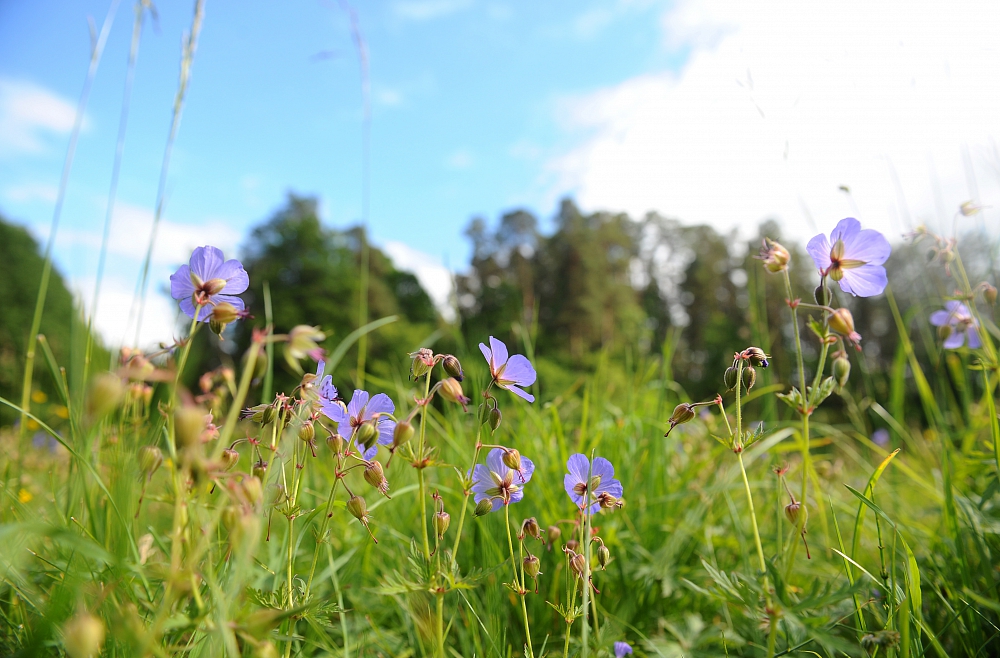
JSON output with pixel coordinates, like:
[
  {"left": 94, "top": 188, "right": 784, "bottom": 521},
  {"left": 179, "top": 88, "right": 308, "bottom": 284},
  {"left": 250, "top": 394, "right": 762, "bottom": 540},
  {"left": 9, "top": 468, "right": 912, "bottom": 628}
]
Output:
[
  {"left": 474, "top": 499, "right": 494, "bottom": 517},
  {"left": 434, "top": 511, "right": 451, "bottom": 538},
  {"left": 833, "top": 356, "right": 851, "bottom": 388},
  {"left": 138, "top": 445, "right": 163, "bottom": 477},
  {"left": 392, "top": 421, "right": 414, "bottom": 448},
  {"left": 347, "top": 495, "right": 368, "bottom": 521},
  {"left": 724, "top": 366, "right": 739, "bottom": 391},
  {"left": 523, "top": 553, "right": 541, "bottom": 578},
  {"left": 356, "top": 422, "right": 378, "bottom": 448},
  {"left": 596, "top": 544, "right": 611, "bottom": 569}
]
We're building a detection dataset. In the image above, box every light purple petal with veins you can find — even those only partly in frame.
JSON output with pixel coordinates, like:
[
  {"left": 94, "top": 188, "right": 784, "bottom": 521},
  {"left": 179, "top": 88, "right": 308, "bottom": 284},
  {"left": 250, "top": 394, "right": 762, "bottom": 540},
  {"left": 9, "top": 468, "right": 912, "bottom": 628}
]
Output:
[
  {"left": 189, "top": 246, "right": 225, "bottom": 280},
  {"left": 320, "top": 400, "right": 347, "bottom": 424},
  {"left": 347, "top": 390, "right": 369, "bottom": 420},
  {"left": 486, "top": 447, "right": 507, "bottom": 476},
  {"left": 806, "top": 234, "right": 831, "bottom": 271},
  {"left": 505, "top": 385, "right": 535, "bottom": 403},
  {"left": 840, "top": 266, "right": 888, "bottom": 298},
  {"left": 488, "top": 336, "right": 509, "bottom": 370},
  {"left": 364, "top": 393, "right": 395, "bottom": 420},
  {"left": 170, "top": 264, "right": 195, "bottom": 299},
  {"left": 214, "top": 259, "right": 249, "bottom": 293},
  {"left": 376, "top": 419, "right": 396, "bottom": 446},
  {"left": 929, "top": 310, "right": 951, "bottom": 326},
  {"left": 501, "top": 354, "right": 536, "bottom": 387}
]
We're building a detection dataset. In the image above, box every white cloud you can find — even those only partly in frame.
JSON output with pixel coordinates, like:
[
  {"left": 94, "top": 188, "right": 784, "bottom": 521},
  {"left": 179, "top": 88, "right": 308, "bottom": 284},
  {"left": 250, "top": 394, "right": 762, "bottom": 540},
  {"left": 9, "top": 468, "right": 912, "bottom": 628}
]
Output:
[
  {"left": 75, "top": 274, "right": 182, "bottom": 351},
  {"left": 382, "top": 240, "right": 456, "bottom": 321},
  {"left": 3, "top": 182, "right": 58, "bottom": 203},
  {"left": 548, "top": 0, "right": 1000, "bottom": 242},
  {"left": 0, "top": 78, "right": 82, "bottom": 157},
  {"left": 391, "top": 0, "right": 473, "bottom": 21},
  {"left": 446, "top": 148, "right": 474, "bottom": 169}
]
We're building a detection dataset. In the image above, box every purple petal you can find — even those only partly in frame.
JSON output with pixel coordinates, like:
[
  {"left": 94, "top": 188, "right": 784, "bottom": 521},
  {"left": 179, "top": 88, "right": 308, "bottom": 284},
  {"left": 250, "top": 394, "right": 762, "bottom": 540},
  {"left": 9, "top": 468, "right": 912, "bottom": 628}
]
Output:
[
  {"left": 503, "top": 384, "right": 535, "bottom": 403},
  {"left": 488, "top": 336, "right": 509, "bottom": 369},
  {"left": 500, "top": 355, "right": 536, "bottom": 387},
  {"left": 347, "top": 390, "right": 370, "bottom": 420},
  {"left": 945, "top": 300, "right": 966, "bottom": 314},
  {"left": 376, "top": 419, "right": 396, "bottom": 446},
  {"left": 966, "top": 327, "right": 982, "bottom": 349},
  {"left": 179, "top": 297, "right": 210, "bottom": 323},
  {"left": 189, "top": 246, "right": 226, "bottom": 280},
  {"left": 829, "top": 217, "right": 862, "bottom": 245},
  {"left": 170, "top": 265, "right": 195, "bottom": 300},
  {"left": 591, "top": 456, "right": 615, "bottom": 481},
  {"left": 364, "top": 393, "right": 395, "bottom": 419},
  {"left": 596, "top": 478, "right": 624, "bottom": 499},
  {"left": 215, "top": 259, "right": 249, "bottom": 294},
  {"left": 214, "top": 294, "right": 246, "bottom": 311},
  {"left": 507, "top": 488, "right": 524, "bottom": 506},
  {"left": 843, "top": 228, "right": 891, "bottom": 266},
  {"left": 478, "top": 342, "right": 492, "bottom": 367},
  {"left": 840, "top": 264, "right": 888, "bottom": 297},
  {"left": 517, "top": 456, "right": 535, "bottom": 484},
  {"left": 943, "top": 330, "right": 966, "bottom": 349},
  {"left": 486, "top": 448, "right": 507, "bottom": 475},
  {"left": 315, "top": 360, "right": 326, "bottom": 379},
  {"left": 806, "top": 233, "right": 832, "bottom": 271},
  {"left": 337, "top": 419, "right": 352, "bottom": 439},
  {"left": 318, "top": 377, "right": 338, "bottom": 402},
  {"left": 929, "top": 310, "right": 950, "bottom": 327},
  {"left": 320, "top": 400, "right": 346, "bottom": 424},
  {"left": 564, "top": 473, "right": 585, "bottom": 505},
  {"left": 471, "top": 464, "right": 494, "bottom": 493},
  {"left": 567, "top": 454, "right": 590, "bottom": 483},
  {"left": 361, "top": 444, "right": 377, "bottom": 461}
]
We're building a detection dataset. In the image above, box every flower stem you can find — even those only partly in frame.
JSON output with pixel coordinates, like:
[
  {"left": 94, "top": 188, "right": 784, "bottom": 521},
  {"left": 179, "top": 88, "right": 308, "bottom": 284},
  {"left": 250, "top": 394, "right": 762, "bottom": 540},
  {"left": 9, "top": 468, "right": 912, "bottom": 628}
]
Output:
[
  {"left": 449, "top": 421, "right": 484, "bottom": 566},
  {"left": 417, "top": 371, "right": 432, "bottom": 563},
  {"left": 505, "top": 504, "right": 534, "bottom": 658},
  {"left": 304, "top": 467, "right": 341, "bottom": 599}
]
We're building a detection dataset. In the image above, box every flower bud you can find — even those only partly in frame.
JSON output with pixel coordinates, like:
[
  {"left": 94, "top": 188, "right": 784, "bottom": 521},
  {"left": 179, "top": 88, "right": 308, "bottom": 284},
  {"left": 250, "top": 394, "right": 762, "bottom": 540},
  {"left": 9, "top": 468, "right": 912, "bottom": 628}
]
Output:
[
  {"left": 523, "top": 553, "right": 541, "bottom": 579},
  {"left": 175, "top": 406, "right": 207, "bottom": 449},
  {"left": 828, "top": 308, "right": 855, "bottom": 337},
  {"left": 439, "top": 378, "right": 470, "bottom": 409},
  {"left": 442, "top": 354, "right": 464, "bottom": 381},
  {"left": 665, "top": 403, "right": 696, "bottom": 437},
  {"left": 434, "top": 510, "right": 451, "bottom": 539},
  {"left": 474, "top": 499, "right": 494, "bottom": 517},
  {"left": 252, "top": 459, "right": 268, "bottom": 481},
  {"left": 392, "top": 421, "right": 414, "bottom": 448},
  {"left": 409, "top": 348, "right": 435, "bottom": 379},
  {"left": 347, "top": 495, "right": 368, "bottom": 521},
  {"left": 243, "top": 404, "right": 276, "bottom": 425},
  {"left": 565, "top": 539, "right": 580, "bottom": 553},
  {"left": 242, "top": 476, "right": 263, "bottom": 505},
  {"left": 745, "top": 347, "right": 769, "bottom": 368},
  {"left": 138, "top": 445, "right": 163, "bottom": 477},
  {"left": 297, "top": 420, "right": 315, "bottom": 443},
  {"left": 521, "top": 517, "right": 541, "bottom": 540},
  {"left": 364, "top": 460, "right": 390, "bottom": 497},
  {"left": 759, "top": 238, "right": 791, "bottom": 273},
  {"left": 983, "top": 283, "right": 998, "bottom": 306},
  {"left": 502, "top": 448, "right": 522, "bottom": 472},
  {"left": 210, "top": 302, "right": 240, "bottom": 336},
  {"left": 937, "top": 323, "right": 953, "bottom": 341},
  {"left": 221, "top": 447, "right": 240, "bottom": 471},
  {"left": 833, "top": 355, "right": 851, "bottom": 388},
  {"left": 569, "top": 551, "right": 587, "bottom": 578},
  {"left": 62, "top": 611, "right": 105, "bottom": 658},
  {"left": 742, "top": 365, "right": 757, "bottom": 390},
  {"left": 486, "top": 407, "right": 502, "bottom": 433},
  {"left": 86, "top": 372, "right": 124, "bottom": 420},
  {"left": 547, "top": 525, "right": 561, "bottom": 545},
  {"left": 355, "top": 421, "right": 378, "bottom": 448},
  {"left": 785, "top": 500, "right": 807, "bottom": 526},
  {"left": 596, "top": 544, "right": 611, "bottom": 569},
  {"left": 724, "top": 366, "right": 739, "bottom": 391},
  {"left": 596, "top": 492, "right": 619, "bottom": 509},
  {"left": 327, "top": 432, "right": 345, "bottom": 456},
  {"left": 814, "top": 284, "right": 830, "bottom": 306}
]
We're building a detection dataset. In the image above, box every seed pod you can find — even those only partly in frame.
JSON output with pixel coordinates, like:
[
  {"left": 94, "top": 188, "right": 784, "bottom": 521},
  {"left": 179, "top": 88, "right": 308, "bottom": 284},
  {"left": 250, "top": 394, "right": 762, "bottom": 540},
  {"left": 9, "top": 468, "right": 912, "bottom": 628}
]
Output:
[
  {"left": 409, "top": 348, "right": 435, "bottom": 379},
  {"left": 242, "top": 476, "right": 263, "bottom": 505},
  {"left": 785, "top": 500, "right": 807, "bottom": 526},
  {"left": 665, "top": 403, "right": 696, "bottom": 437},
  {"left": 724, "top": 366, "right": 739, "bottom": 391},
  {"left": 434, "top": 510, "right": 451, "bottom": 539},
  {"left": 937, "top": 323, "right": 953, "bottom": 341},
  {"left": 596, "top": 544, "right": 611, "bottom": 569},
  {"left": 347, "top": 495, "right": 368, "bottom": 521},
  {"left": 502, "top": 448, "right": 522, "bottom": 471},
  {"left": 828, "top": 308, "right": 856, "bottom": 337},
  {"left": 742, "top": 365, "right": 757, "bottom": 390},
  {"left": 546, "top": 525, "right": 562, "bottom": 545},
  {"left": 442, "top": 354, "right": 464, "bottom": 381},
  {"left": 175, "top": 406, "right": 207, "bottom": 449},
  {"left": 86, "top": 372, "right": 124, "bottom": 420},
  {"left": 210, "top": 302, "right": 240, "bottom": 336},
  {"left": 364, "top": 460, "right": 390, "bottom": 498},
  {"left": 327, "top": 432, "right": 345, "bottom": 456},
  {"left": 252, "top": 459, "right": 268, "bottom": 481},
  {"left": 521, "top": 517, "right": 541, "bottom": 540},
  {"left": 392, "top": 421, "right": 414, "bottom": 448},
  {"left": 568, "top": 551, "right": 587, "bottom": 578},
  {"left": 220, "top": 447, "right": 240, "bottom": 471},
  {"left": 474, "top": 499, "right": 494, "bottom": 517},
  {"left": 439, "top": 378, "right": 469, "bottom": 408},
  {"left": 356, "top": 422, "right": 378, "bottom": 449},
  {"left": 138, "top": 445, "right": 163, "bottom": 477},
  {"left": 62, "top": 611, "right": 105, "bottom": 658},
  {"left": 597, "top": 492, "right": 618, "bottom": 509},
  {"left": 298, "top": 420, "right": 315, "bottom": 443},
  {"left": 814, "top": 284, "right": 830, "bottom": 306},
  {"left": 565, "top": 539, "right": 580, "bottom": 553},
  {"left": 488, "top": 407, "right": 502, "bottom": 432},
  {"left": 833, "top": 355, "right": 851, "bottom": 388},
  {"left": 523, "top": 553, "right": 541, "bottom": 578},
  {"left": 983, "top": 283, "right": 998, "bottom": 306}
]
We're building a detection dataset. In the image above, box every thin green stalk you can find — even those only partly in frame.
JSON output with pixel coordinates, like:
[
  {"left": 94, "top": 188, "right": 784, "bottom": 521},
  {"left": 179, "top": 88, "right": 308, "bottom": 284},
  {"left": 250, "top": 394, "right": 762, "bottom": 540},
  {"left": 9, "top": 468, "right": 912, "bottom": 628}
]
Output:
[
  {"left": 505, "top": 503, "right": 534, "bottom": 658},
  {"left": 417, "top": 371, "right": 432, "bottom": 562},
  {"left": 304, "top": 475, "right": 342, "bottom": 599},
  {"left": 581, "top": 453, "right": 595, "bottom": 658},
  {"left": 436, "top": 593, "right": 445, "bottom": 658},
  {"left": 782, "top": 269, "right": 812, "bottom": 557},
  {"left": 450, "top": 417, "right": 486, "bottom": 566},
  {"left": 263, "top": 281, "right": 274, "bottom": 401}
]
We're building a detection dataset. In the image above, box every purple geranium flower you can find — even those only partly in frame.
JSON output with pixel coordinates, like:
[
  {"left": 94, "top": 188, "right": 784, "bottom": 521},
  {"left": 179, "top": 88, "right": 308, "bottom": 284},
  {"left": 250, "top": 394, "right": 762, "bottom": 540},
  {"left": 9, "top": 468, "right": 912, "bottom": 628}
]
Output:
[
  {"left": 313, "top": 360, "right": 339, "bottom": 404},
  {"left": 872, "top": 428, "right": 890, "bottom": 448},
  {"left": 614, "top": 642, "right": 633, "bottom": 658},
  {"left": 169, "top": 246, "right": 249, "bottom": 321},
  {"left": 929, "top": 300, "right": 981, "bottom": 349},
  {"left": 471, "top": 448, "right": 535, "bottom": 513},
  {"left": 320, "top": 389, "right": 395, "bottom": 460},
  {"left": 564, "top": 454, "right": 623, "bottom": 515},
  {"left": 479, "top": 336, "right": 537, "bottom": 402},
  {"left": 806, "top": 218, "right": 891, "bottom": 297}
]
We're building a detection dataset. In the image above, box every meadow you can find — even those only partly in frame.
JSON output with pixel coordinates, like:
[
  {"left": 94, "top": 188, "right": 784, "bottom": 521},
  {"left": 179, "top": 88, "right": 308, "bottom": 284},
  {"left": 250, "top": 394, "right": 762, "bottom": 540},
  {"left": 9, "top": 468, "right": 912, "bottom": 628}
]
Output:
[{"left": 2, "top": 3, "right": 1000, "bottom": 657}]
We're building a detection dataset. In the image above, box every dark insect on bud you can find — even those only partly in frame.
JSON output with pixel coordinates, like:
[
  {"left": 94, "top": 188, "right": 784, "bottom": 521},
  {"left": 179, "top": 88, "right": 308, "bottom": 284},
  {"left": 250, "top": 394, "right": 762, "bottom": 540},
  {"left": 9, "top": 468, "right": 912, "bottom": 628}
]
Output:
[
  {"left": 488, "top": 407, "right": 502, "bottom": 432},
  {"left": 547, "top": 525, "right": 562, "bottom": 546},
  {"left": 502, "top": 448, "right": 522, "bottom": 471},
  {"left": 520, "top": 517, "right": 541, "bottom": 540},
  {"left": 833, "top": 355, "right": 851, "bottom": 388},
  {"left": 474, "top": 499, "right": 494, "bottom": 517},
  {"left": 523, "top": 553, "right": 541, "bottom": 579},
  {"left": 297, "top": 420, "right": 315, "bottom": 443},
  {"left": 138, "top": 445, "right": 163, "bottom": 477},
  {"left": 252, "top": 459, "right": 268, "bottom": 481},
  {"left": 434, "top": 511, "right": 451, "bottom": 539},
  {"left": 742, "top": 365, "right": 757, "bottom": 390},
  {"left": 442, "top": 354, "right": 464, "bottom": 381},
  {"left": 327, "top": 432, "right": 345, "bottom": 456},
  {"left": 665, "top": 403, "right": 696, "bottom": 437},
  {"left": 596, "top": 544, "right": 611, "bottom": 569},
  {"left": 364, "top": 460, "right": 390, "bottom": 498},
  {"left": 355, "top": 422, "right": 378, "bottom": 448},
  {"left": 220, "top": 447, "right": 239, "bottom": 471},
  {"left": 724, "top": 366, "right": 739, "bottom": 391},
  {"left": 392, "top": 421, "right": 414, "bottom": 448},
  {"left": 814, "top": 284, "right": 830, "bottom": 306}
]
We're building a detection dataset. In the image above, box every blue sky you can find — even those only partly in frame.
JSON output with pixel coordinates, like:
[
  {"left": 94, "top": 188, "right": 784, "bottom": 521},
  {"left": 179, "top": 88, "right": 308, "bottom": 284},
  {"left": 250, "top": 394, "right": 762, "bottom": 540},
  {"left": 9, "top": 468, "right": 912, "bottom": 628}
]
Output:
[{"left": 3, "top": 0, "right": 999, "bottom": 345}]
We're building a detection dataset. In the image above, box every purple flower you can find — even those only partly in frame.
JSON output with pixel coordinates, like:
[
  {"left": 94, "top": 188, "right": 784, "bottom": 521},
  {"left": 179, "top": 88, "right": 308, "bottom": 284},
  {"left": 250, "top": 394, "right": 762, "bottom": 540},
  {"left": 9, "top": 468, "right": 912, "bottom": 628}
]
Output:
[
  {"left": 320, "top": 389, "right": 395, "bottom": 460},
  {"left": 564, "top": 454, "right": 623, "bottom": 514},
  {"left": 313, "top": 360, "right": 339, "bottom": 404},
  {"left": 872, "top": 428, "right": 890, "bottom": 448},
  {"left": 614, "top": 642, "right": 633, "bottom": 658},
  {"left": 479, "top": 336, "right": 537, "bottom": 402},
  {"left": 929, "top": 300, "right": 981, "bottom": 349},
  {"left": 471, "top": 448, "right": 535, "bottom": 512},
  {"left": 806, "top": 218, "right": 891, "bottom": 297},
  {"left": 169, "top": 246, "right": 249, "bottom": 321}
]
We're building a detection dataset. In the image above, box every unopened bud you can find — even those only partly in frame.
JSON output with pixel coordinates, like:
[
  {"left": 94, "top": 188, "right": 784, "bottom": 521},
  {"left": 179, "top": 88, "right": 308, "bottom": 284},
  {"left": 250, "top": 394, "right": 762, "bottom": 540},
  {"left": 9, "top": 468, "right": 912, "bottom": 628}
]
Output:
[
  {"left": 409, "top": 348, "right": 434, "bottom": 379},
  {"left": 833, "top": 356, "right": 851, "bottom": 388},
  {"left": 297, "top": 420, "right": 315, "bottom": 443},
  {"left": 759, "top": 237, "right": 791, "bottom": 273},
  {"left": 596, "top": 492, "right": 618, "bottom": 509},
  {"left": 86, "top": 372, "right": 124, "bottom": 420},
  {"left": 742, "top": 365, "right": 757, "bottom": 390},
  {"left": 221, "top": 447, "right": 239, "bottom": 471},
  {"left": 347, "top": 495, "right": 368, "bottom": 521},
  {"left": 828, "top": 308, "right": 855, "bottom": 337},
  {"left": 547, "top": 525, "right": 562, "bottom": 545},
  {"left": 745, "top": 347, "right": 769, "bottom": 368},
  {"left": 724, "top": 366, "right": 739, "bottom": 391},
  {"left": 982, "top": 283, "right": 997, "bottom": 306},
  {"left": 439, "top": 378, "right": 470, "bottom": 409},
  {"left": 327, "top": 432, "right": 345, "bottom": 456},
  {"left": 596, "top": 544, "right": 611, "bottom": 569},
  {"left": 785, "top": 500, "right": 807, "bottom": 526},
  {"left": 523, "top": 553, "right": 541, "bottom": 579},
  {"left": 243, "top": 404, "right": 276, "bottom": 425},
  {"left": 665, "top": 403, "right": 696, "bottom": 436},
  {"left": 442, "top": 354, "right": 464, "bottom": 381},
  {"left": 209, "top": 302, "right": 239, "bottom": 336},
  {"left": 565, "top": 539, "right": 580, "bottom": 553},
  {"left": 502, "top": 448, "right": 522, "bottom": 471},
  {"left": 355, "top": 421, "right": 378, "bottom": 448},
  {"left": 364, "top": 460, "right": 390, "bottom": 497},
  {"left": 138, "top": 445, "right": 163, "bottom": 477},
  {"left": 937, "top": 323, "right": 953, "bottom": 341},
  {"left": 434, "top": 511, "right": 451, "bottom": 538},
  {"left": 242, "top": 476, "right": 263, "bottom": 505},
  {"left": 392, "top": 421, "right": 414, "bottom": 448},
  {"left": 814, "top": 284, "right": 830, "bottom": 306},
  {"left": 62, "top": 611, "right": 105, "bottom": 658},
  {"left": 569, "top": 551, "right": 587, "bottom": 578},
  {"left": 252, "top": 459, "right": 268, "bottom": 481},
  {"left": 488, "top": 407, "right": 502, "bottom": 431},
  {"left": 175, "top": 406, "right": 206, "bottom": 449},
  {"left": 474, "top": 499, "right": 494, "bottom": 517},
  {"left": 520, "top": 517, "right": 541, "bottom": 540},
  {"left": 286, "top": 325, "right": 326, "bottom": 364}
]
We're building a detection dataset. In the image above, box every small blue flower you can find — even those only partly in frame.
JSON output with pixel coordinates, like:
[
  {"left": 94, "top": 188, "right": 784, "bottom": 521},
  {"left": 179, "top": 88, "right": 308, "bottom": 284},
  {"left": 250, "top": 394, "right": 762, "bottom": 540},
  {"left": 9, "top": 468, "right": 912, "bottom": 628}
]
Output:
[
  {"left": 614, "top": 642, "right": 633, "bottom": 658},
  {"left": 807, "top": 218, "right": 891, "bottom": 297},
  {"left": 313, "top": 360, "right": 339, "bottom": 405},
  {"left": 479, "top": 336, "right": 537, "bottom": 402},
  {"left": 320, "top": 389, "right": 395, "bottom": 460},
  {"left": 564, "top": 454, "right": 623, "bottom": 514},
  {"left": 169, "top": 246, "right": 249, "bottom": 321},
  {"left": 872, "top": 428, "right": 890, "bottom": 448},
  {"left": 471, "top": 448, "right": 535, "bottom": 512},
  {"left": 929, "top": 301, "right": 981, "bottom": 349}
]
